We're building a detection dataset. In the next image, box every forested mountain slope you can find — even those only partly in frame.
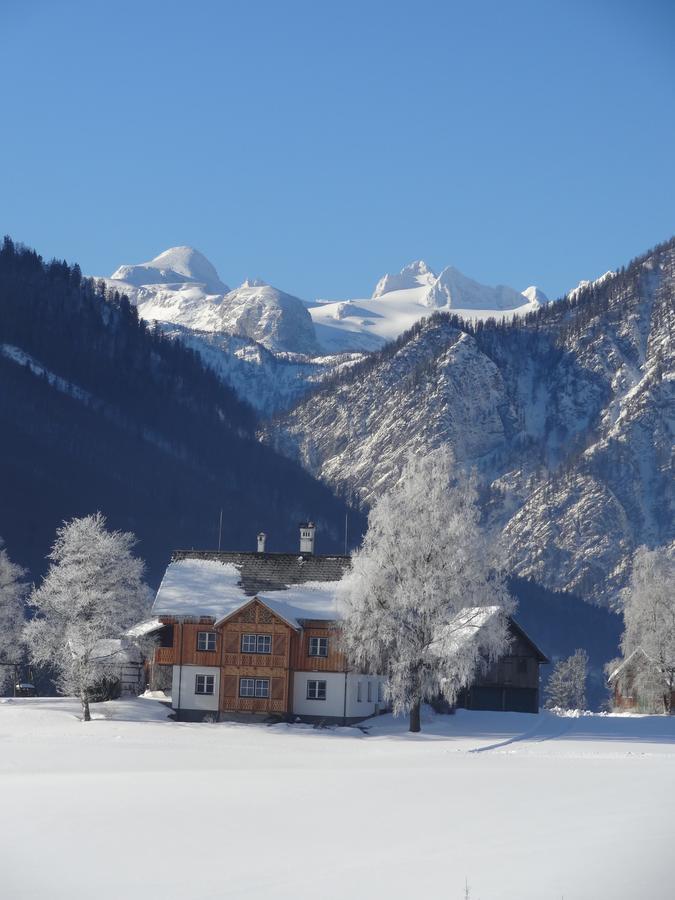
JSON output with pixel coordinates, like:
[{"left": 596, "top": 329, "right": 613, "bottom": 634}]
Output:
[
  {"left": 0, "top": 238, "right": 362, "bottom": 584},
  {"left": 266, "top": 239, "right": 674, "bottom": 606}
]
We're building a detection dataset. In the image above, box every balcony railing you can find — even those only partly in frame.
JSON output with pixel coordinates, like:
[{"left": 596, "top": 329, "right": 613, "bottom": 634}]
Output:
[{"left": 154, "top": 647, "right": 175, "bottom": 665}]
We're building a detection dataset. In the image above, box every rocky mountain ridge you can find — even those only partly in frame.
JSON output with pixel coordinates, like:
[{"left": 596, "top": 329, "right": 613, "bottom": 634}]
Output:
[{"left": 265, "top": 239, "right": 674, "bottom": 607}]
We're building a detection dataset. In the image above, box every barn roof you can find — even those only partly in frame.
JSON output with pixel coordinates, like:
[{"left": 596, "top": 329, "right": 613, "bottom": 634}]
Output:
[{"left": 507, "top": 618, "right": 550, "bottom": 664}]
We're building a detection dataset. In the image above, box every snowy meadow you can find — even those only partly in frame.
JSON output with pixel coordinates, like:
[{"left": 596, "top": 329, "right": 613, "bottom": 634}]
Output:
[{"left": 2, "top": 697, "right": 674, "bottom": 900}]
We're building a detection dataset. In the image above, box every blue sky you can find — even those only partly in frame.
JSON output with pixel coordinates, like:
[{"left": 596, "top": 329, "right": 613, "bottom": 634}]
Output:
[{"left": 1, "top": 0, "right": 674, "bottom": 300}]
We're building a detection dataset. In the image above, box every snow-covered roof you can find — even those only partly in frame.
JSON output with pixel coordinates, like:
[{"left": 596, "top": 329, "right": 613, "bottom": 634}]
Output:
[
  {"left": 607, "top": 648, "right": 654, "bottom": 682},
  {"left": 151, "top": 556, "right": 345, "bottom": 627},
  {"left": 429, "top": 606, "right": 502, "bottom": 657},
  {"left": 126, "top": 618, "right": 163, "bottom": 639},
  {"left": 92, "top": 639, "right": 143, "bottom": 665},
  {"left": 216, "top": 582, "right": 340, "bottom": 629}
]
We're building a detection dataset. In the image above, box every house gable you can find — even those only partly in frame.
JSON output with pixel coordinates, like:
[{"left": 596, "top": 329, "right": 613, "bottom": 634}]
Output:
[{"left": 215, "top": 597, "right": 299, "bottom": 631}]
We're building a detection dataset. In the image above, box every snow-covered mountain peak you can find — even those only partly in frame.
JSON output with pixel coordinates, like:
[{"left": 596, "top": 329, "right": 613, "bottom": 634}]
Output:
[
  {"left": 402, "top": 259, "right": 434, "bottom": 276},
  {"left": 567, "top": 271, "right": 616, "bottom": 301},
  {"left": 111, "top": 246, "right": 229, "bottom": 294},
  {"left": 372, "top": 260, "right": 437, "bottom": 299},
  {"left": 219, "top": 281, "right": 319, "bottom": 355},
  {"left": 422, "top": 266, "right": 528, "bottom": 311},
  {"left": 522, "top": 285, "right": 549, "bottom": 306},
  {"left": 104, "top": 250, "right": 319, "bottom": 355}
]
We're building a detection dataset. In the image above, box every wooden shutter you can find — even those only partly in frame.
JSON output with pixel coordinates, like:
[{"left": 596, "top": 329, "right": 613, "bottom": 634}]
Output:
[
  {"left": 224, "top": 630, "right": 239, "bottom": 654},
  {"left": 271, "top": 677, "right": 284, "bottom": 701},
  {"left": 222, "top": 675, "right": 237, "bottom": 698},
  {"left": 273, "top": 633, "right": 286, "bottom": 657}
]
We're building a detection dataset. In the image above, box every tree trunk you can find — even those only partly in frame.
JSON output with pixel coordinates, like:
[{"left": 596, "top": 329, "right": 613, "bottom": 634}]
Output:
[
  {"left": 409, "top": 699, "right": 421, "bottom": 733},
  {"left": 81, "top": 691, "right": 91, "bottom": 722}
]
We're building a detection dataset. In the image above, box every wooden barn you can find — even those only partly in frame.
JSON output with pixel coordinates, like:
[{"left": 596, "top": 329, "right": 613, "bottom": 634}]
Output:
[
  {"left": 456, "top": 619, "right": 549, "bottom": 714},
  {"left": 148, "top": 524, "right": 549, "bottom": 723}
]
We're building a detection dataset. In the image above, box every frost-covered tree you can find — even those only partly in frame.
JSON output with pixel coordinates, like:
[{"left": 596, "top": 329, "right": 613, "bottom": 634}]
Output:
[
  {"left": 24, "top": 513, "right": 150, "bottom": 720},
  {"left": 620, "top": 544, "right": 675, "bottom": 713},
  {"left": 545, "top": 649, "right": 588, "bottom": 710},
  {"left": 338, "top": 447, "right": 513, "bottom": 732},
  {"left": 0, "top": 539, "right": 28, "bottom": 694}
]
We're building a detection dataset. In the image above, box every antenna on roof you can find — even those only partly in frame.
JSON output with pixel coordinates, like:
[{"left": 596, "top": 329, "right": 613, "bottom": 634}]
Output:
[{"left": 218, "top": 508, "right": 223, "bottom": 551}]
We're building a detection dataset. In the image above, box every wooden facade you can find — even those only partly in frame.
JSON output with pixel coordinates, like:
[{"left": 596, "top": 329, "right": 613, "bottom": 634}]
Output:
[
  {"left": 154, "top": 609, "right": 548, "bottom": 719},
  {"left": 156, "top": 602, "right": 296, "bottom": 715},
  {"left": 609, "top": 649, "right": 675, "bottom": 714},
  {"left": 290, "top": 621, "right": 345, "bottom": 672},
  {"left": 456, "top": 620, "right": 548, "bottom": 714}
]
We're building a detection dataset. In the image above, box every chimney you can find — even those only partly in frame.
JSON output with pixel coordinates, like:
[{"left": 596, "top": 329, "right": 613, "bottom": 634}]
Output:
[
  {"left": 257, "top": 532, "right": 267, "bottom": 553},
  {"left": 299, "top": 521, "right": 315, "bottom": 555}
]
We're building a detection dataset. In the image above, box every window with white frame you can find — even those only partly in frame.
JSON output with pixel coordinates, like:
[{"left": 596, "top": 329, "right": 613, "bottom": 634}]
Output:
[
  {"left": 197, "top": 631, "right": 216, "bottom": 652},
  {"left": 306, "top": 679, "right": 327, "bottom": 700},
  {"left": 308, "top": 636, "right": 328, "bottom": 657},
  {"left": 357, "top": 681, "right": 362, "bottom": 702},
  {"left": 367, "top": 681, "right": 373, "bottom": 703},
  {"left": 195, "top": 674, "right": 215, "bottom": 695},
  {"left": 241, "top": 634, "right": 272, "bottom": 654},
  {"left": 239, "top": 677, "right": 270, "bottom": 698}
]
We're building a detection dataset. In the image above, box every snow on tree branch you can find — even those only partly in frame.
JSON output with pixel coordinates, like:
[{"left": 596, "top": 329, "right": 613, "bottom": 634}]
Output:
[
  {"left": 338, "top": 446, "right": 514, "bottom": 732},
  {"left": 23, "top": 512, "right": 151, "bottom": 720},
  {"left": 620, "top": 544, "right": 675, "bottom": 713}
]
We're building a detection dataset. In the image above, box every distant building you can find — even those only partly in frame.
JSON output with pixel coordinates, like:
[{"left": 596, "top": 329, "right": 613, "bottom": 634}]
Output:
[
  {"left": 608, "top": 648, "right": 674, "bottom": 714},
  {"left": 148, "top": 524, "right": 548, "bottom": 722}
]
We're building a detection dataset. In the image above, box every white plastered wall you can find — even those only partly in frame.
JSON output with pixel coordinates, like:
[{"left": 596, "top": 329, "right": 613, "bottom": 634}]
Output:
[
  {"left": 171, "top": 665, "right": 220, "bottom": 712},
  {"left": 292, "top": 671, "right": 388, "bottom": 720}
]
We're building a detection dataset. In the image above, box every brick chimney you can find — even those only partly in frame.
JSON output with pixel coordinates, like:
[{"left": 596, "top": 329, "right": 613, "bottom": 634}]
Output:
[{"left": 299, "top": 522, "right": 315, "bottom": 555}]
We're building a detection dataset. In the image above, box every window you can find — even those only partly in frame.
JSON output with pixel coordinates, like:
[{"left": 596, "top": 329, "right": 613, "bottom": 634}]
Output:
[
  {"left": 367, "top": 681, "right": 372, "bottom": 703},
  {"left": 308, "top": 636, "right": 328, "bottom": 658},
  {"left": 357, "top": 681, "right": 363, "bottom": 702},
  {"left": 241, "top": 634, "right": 272, "bottom": 654},
  {"left": 197, "top": 631, "right": 216, "bottom": 652},
  {"left": 159, "top": 625, "right": 174, "bottom": 648},
  {"left": 307, "top": 679, "right": 327, "bottom": 700},
  {"left": 239, "top": 677, "right": 270, "bottom": 698},
  {"left": 195, "top": 674, "right": 215, "bottom": 695}
]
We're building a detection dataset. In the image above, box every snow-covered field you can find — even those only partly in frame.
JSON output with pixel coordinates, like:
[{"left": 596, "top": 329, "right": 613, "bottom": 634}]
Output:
[{"left": 2, "top": 697, "right": 674, "bottom": 900}]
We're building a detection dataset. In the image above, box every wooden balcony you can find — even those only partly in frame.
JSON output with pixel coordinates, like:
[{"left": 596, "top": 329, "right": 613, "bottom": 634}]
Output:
[
  {"left": 223, "top": 653, "right": 287, "bottom": 668},
  {"left": 154, "top": 647, "right": 176, "bottom": 665}
]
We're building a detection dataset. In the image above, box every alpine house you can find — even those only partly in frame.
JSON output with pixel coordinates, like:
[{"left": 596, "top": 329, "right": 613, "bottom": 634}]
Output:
[
  {"left": 150, "top": 523, "right": 387, "bottom": 723},
  {"left": 149, "top": 524, "right": 549, "bottom": 723}
]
